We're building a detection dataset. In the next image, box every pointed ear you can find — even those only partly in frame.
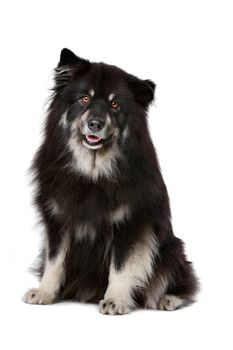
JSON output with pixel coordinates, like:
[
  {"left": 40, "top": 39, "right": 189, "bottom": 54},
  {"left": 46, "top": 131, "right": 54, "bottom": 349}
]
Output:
[
  {"left": 54, "top": 48, "right": 89, "bottom": 91},
  {"left": 130, "top": 78, "right": 156, "bottom": 108},
  {"left": 58, "top": 48, "right": 89, "bottom": 67}
]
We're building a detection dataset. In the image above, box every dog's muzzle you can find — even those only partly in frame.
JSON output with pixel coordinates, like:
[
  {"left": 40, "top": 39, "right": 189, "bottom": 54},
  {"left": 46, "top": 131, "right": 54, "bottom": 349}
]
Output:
[{"left": 81, "top": 117, "right": 112, "bottom": 149}]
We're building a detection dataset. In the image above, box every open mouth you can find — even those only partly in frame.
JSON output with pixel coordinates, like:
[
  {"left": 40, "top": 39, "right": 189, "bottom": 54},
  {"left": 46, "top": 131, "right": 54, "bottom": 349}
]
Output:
[
  {"left": 82, "top": 133, "right": 113, "bottom": 149},
  {"left": 85, "top": 134, "right": 103, "bottom": 146}
]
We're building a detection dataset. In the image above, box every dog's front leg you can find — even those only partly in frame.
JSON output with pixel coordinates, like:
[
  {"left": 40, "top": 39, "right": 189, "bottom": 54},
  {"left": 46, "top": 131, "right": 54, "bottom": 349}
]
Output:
[
  {"left": 23, "top": 214, "right": 68, "bottom": 305},
  {"left": 99, "top": 221, "right": 157, "bottom": 315}
]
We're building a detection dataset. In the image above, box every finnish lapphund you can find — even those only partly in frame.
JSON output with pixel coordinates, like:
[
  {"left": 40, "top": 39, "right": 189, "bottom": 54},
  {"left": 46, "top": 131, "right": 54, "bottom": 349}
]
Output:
[{"left": 23, "top": 49, "right": 199, "bottom": 314}]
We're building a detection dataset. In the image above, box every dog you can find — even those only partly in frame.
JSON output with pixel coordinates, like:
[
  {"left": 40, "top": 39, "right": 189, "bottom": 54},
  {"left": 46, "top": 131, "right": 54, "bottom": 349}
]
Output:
[{"left": 23, "top": 48, "right": 199, "bottom": 314}]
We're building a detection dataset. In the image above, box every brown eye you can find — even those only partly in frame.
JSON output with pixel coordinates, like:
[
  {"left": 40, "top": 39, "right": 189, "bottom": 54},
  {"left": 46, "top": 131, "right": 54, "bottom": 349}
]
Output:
[
  {"left": 81, "top": 95, "right": 91, "bottom": 104},
  {"left": 111, "top": 100, "right": 119, "bottom": 109}
]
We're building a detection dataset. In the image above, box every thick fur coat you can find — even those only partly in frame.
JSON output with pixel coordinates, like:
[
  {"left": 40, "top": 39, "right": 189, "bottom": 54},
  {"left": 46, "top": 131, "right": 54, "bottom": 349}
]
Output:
[{"left": 24, "top": 49, "right": 199, "bottom": 314}]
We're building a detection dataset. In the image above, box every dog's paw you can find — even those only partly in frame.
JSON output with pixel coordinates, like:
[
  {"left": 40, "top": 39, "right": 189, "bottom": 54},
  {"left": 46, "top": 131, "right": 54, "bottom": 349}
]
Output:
[
  {"left": 159, "top": 295, "right": 184, "bottom": 311},
  {"left": 99, "top": 298, "right": 129, "bottom": 315},
  {"left": 23, "top": 288, "right": 53, "bottom": 305}
]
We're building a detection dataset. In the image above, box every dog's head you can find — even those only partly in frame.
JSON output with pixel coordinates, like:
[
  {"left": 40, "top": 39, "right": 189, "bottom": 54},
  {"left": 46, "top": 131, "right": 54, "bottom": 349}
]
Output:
[{"left": 53, "top": 49, "right": 155, "bottom": 153}]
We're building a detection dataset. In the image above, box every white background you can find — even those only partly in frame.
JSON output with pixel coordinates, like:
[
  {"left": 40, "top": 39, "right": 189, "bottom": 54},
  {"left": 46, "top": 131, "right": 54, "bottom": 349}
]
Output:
[{"left": 1, "top": 0, "right": 232, "bottom": 349}]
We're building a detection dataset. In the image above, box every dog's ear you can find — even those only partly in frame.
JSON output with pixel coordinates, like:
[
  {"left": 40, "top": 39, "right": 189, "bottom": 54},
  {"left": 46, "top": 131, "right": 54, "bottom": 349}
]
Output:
[
  {"left": 58, "top": 48, "right": 89, "bottom": 66},
  {"left": 130, "top": 78, "right": 156, "bottom": 109},
  {"left": 54, "top": 48, "right": 90, "bottom": 91}
]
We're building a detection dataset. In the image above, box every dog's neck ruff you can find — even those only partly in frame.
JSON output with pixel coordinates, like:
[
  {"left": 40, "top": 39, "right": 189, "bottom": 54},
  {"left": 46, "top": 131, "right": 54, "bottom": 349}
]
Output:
[{"left": 68, "top": 137, "right": 120, "bottom": 181}]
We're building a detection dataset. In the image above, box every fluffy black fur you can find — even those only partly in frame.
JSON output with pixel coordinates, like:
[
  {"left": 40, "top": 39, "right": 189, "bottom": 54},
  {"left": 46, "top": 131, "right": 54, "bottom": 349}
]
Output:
[{"left": 26, "top": 48, "right": 199, "bottom": 312}]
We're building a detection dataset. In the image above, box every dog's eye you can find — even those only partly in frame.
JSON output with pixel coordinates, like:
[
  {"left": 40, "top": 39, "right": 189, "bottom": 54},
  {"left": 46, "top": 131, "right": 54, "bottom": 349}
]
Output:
[
  {"left": 81, "top": 95, "right": 91, "bottom": 105},
  {"left": 111, "top": 100, "right": 120, "bottom": 110}
]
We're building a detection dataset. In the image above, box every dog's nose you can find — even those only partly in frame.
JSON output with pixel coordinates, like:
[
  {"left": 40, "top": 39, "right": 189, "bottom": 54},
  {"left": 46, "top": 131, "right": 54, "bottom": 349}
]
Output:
[{"left": 88, "top": 119, "right": 104, "bottom": 133}]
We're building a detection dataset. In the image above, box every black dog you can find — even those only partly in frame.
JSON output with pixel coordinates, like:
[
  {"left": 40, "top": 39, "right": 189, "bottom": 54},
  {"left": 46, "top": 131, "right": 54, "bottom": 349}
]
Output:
[{"left": 24, "top": 49, "right": 199, "bottom": 314}]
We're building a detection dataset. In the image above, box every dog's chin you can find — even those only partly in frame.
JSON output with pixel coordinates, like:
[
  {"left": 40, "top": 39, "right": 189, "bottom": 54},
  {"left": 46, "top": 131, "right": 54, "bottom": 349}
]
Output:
[{"left": 81, "top": 133, "right": 112, "bottom": 150}]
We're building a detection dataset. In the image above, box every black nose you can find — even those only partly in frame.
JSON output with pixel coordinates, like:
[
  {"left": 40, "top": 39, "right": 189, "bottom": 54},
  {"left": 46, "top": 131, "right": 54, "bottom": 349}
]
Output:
[{"left": 88, "top": 119, "right": 104, "bottom": 133}]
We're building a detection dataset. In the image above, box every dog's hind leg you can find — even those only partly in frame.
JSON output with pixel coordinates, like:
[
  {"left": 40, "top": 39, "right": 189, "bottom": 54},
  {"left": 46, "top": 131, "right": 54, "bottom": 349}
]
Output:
[
  {"left": 144, "top": 236, "right": 199, "bottom": 311},
  {"left": 158, "top": 295, "right": 184, "bottom": 310}
]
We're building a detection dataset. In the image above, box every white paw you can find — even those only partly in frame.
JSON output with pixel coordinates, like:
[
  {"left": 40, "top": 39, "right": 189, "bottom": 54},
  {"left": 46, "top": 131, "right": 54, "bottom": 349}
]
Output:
[
  {"left": 99, "top": 298, "right": 130, "bottom": 315},
  {"left": 23, "top": 288, "right": 53, "bottom": 305},
  {"left": 159, "top": 295, "right": 184, "bottom": 311}
]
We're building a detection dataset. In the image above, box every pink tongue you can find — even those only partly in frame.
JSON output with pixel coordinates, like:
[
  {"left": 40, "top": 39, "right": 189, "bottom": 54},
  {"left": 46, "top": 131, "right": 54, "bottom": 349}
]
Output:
[{"left": 86, "top": 134, "right": 101, "bottom": 143}]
